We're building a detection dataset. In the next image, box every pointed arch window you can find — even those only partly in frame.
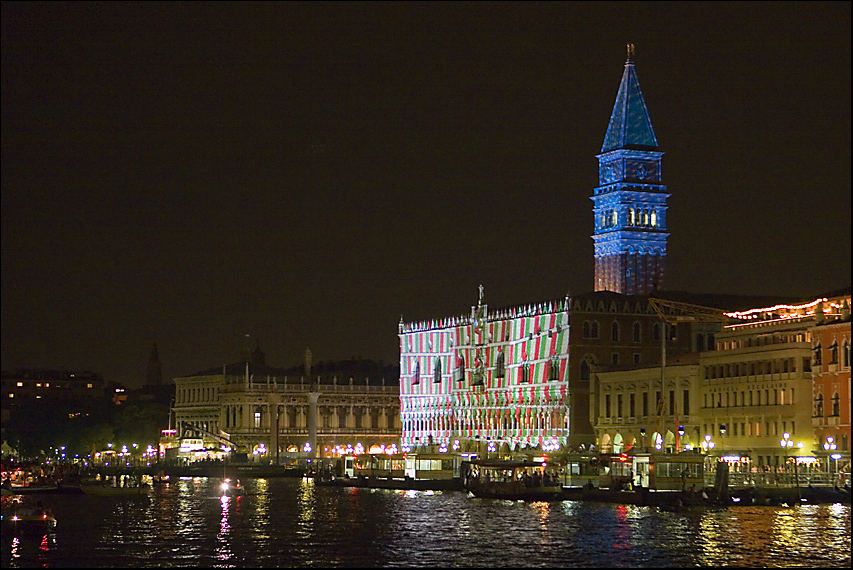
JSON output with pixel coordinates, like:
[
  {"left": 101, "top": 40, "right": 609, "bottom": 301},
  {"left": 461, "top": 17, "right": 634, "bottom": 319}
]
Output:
[
  {"left": 548, "top": 357, "right": 560, "bottom": 381},
  {"left": 583, "top": 321, "right": 591, "bottom": 338},
  {"left": 453, "top": 354, "right": 465, "bottom": 383},
  {"left": 519, "top": 362, "right": 530, "bottom": 384},
  {"left": 650, "top": 210, "right": 657, "bottom": 227},
  {"left": 495, "top": 351, "right": 505, "bottom": 378},
  {"left": 813, "top": 344, "right": 822, "bottom": 366},
  {"left": 633, "top": 322, "right": 641, "bottom": 342},
  {"left": 814, "top": 393, "right": 824, "bottom": 417},
  {"left": 628, "top": 208, "right": 635, "bottom": 226},
  {"left": 611, "top": 321, "right": 620, "bottom": 342},
  {"left": 829, "top": 341, "right": 838, "bottom": 364},
  {"left": 433, "top": 358, "right": 442, "bottom": 383},
  {"left": 412, "top": 360, "right": 420, "bottom": 385},
  {"left": 831, "top": 393, "right": 840, "bottom": 416},
  {"left": 580, "top": 360, "right": 591, "bottom": 383},
  {"left": 591, "top": 321, "right": 600, "bottom": 338},
  {"left": 844, "top": 341, "right": 850, "bottom": 367}
]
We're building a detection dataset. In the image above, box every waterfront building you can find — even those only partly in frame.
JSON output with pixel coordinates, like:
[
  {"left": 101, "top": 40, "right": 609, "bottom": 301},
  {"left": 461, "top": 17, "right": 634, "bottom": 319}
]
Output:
[
  {"left": 593, "top": 353, "right": 701, "bottom": 455},
  {"left": 171, "top": 348, "right": 400, "bottom": 463},
  {"left": 809, "top": 300, "right": 851, "bottom": 470},
  {"left": 698, "top": 290, "right": 851, "bottom": 469},
  {"left": 399, "top": 290, "right": 572, "bottom": 455}
]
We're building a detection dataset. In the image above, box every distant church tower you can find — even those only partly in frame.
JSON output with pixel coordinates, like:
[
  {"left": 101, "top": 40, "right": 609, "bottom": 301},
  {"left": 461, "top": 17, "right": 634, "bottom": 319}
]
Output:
[
  {"left": 146, "top": 342, "right": 162, "bottom": 386},
  {"left": 592, "top": 44, "right": 670, "bottom": 295}
]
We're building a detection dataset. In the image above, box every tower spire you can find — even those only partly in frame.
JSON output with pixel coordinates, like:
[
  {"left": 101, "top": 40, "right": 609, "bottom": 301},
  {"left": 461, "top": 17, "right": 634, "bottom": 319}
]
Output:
[{"left": 591, "top": 47, "right": 670, "bottom": 295}]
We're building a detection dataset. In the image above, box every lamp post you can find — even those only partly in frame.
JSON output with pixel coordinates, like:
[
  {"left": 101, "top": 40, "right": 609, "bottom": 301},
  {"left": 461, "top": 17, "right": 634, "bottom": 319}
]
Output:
[
  {"left": 677, "top": 425, "right": 685, "bottom": 453},
  {"left": 823, "top": 436, "right": 838, "bottom": 479},
  {"left": 780, "top": 432, "right": 799, "bottom": 499},
  {"left": 640, "top": 428, "right": 646, "bottom": 452}
]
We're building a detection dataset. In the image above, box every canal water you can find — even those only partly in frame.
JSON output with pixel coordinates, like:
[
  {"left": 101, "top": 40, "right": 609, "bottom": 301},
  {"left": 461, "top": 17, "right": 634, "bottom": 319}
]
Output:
[{"left": 2, "top": 477, "right": 850, "bottom": 568}]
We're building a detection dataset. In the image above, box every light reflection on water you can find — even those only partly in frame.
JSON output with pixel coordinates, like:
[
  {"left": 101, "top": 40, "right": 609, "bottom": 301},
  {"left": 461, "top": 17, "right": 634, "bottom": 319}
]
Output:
[{"left": 1, "top": 479, "right": 850, "bottom": 568}]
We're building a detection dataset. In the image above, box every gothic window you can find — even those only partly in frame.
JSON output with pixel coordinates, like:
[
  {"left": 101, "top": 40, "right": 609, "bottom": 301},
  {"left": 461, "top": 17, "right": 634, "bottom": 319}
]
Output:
[
  {"left": 611, "top": 321, "right": 620, "bottom": 342},
  {"left": 633, "top": 322, "right": 641, "bottom": 342},
  {"left": 454, "top": 355, "right": 465, "bottom": 383},
  {"left": 548, "top": 357, "right": 559, "bottom": 381},
  {"left": 829, "top": 341, "right": 838, "bottom": 364},
  {"left": 495, "top": 351, "right": 505, "bottom": 378},
  {"left": 433, "top": 358, "right": 442, "bottom": 383},
  {"left": 831, "top": 393, "right": 840, "bottom": 416},
  {"left": 520, "top": 363, "right": 529, "bottom": 383},
  {"left": 844, "top": 341, "right": 850, "bottom": 367},
  {"left": 813, "top": 344, "right": 822, "bottom": 366},
  {"left": 591, "top": 321, "right": 600, "bottom": 338},
  {"left": 814, "top": 394, "right": 824, "bottom": 417},
  {"left": 611, "top": 210, "right": 617, "bottom": 226},
  {"left": 642, "top": 210, "right": 649, "bottom": 225},
  {"left": 583, "top": 321, "right": 590, "bottom": 338},
  {"left": 650, "top": 210, "right": 657, "bottom": 227},
  {"left": 628, "top": 208, "right": 635, "bottom": 226},
  {"left": 412, "top": 360, "right": 420, "bottom": 385},
  {"left": 580, "top": 360, "right": 590, "bottom": 383}
]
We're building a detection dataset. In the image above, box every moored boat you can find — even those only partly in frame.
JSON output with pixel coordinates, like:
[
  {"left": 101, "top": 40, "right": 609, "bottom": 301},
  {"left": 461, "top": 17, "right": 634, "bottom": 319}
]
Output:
[
  {"left": 463, "top": 459, "right": 562, "bottom": 500},
  {"left": 1, "top": 503, "right": 57, "bottom": 534}
]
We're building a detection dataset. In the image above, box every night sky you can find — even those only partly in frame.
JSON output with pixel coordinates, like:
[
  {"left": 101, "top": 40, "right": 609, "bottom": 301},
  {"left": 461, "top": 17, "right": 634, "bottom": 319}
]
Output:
[{"left": 2, "top": 2, "right": 850, "bottom": 388}]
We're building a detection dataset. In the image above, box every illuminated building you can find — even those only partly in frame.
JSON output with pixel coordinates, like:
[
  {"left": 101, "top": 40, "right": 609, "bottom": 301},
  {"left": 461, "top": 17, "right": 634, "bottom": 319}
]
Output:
[
  {"left": 594, "top": 354, "right": 701, "bottom": 454},
  {"left": 399, "top": 290, "right": 572, "bottom": 454},
  {"left": 699, "top": 290, "right": 851, "bottom": 468},
  {"left": 592, "top": 43, "right": 669, "bottom": 295},
  {"left": 808, "top": 297, "right": 851, "bottom": 466},
  {"left": 171, "top": 347, "right": 400, "bottom": 462}
]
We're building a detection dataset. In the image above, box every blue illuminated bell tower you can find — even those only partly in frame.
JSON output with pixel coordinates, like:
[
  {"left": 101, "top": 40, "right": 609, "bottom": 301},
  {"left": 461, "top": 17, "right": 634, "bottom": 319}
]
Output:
[{"left": 591, "top": 44, "right": 670, "bottom": 295}]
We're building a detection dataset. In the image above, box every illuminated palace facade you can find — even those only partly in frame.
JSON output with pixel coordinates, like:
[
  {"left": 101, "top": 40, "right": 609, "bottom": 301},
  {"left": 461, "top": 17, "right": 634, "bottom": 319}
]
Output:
[{"left": 399, "top": 292, "right": 572, "bottom": 454}]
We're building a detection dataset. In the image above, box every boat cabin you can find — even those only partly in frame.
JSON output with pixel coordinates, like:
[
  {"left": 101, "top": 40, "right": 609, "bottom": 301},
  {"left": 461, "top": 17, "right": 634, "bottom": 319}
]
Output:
[
  {"left": 343, "top": 453, "right": 459, "bottom": 481},
  {"left": 598, "top": 452, "right": 705, "bottom": 491}
]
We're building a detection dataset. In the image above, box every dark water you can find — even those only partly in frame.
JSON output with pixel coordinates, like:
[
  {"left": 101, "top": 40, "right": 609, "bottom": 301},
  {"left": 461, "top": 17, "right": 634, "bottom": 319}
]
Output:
[{"left": 2, "top": 477, "right": 850, "bottom": 568}]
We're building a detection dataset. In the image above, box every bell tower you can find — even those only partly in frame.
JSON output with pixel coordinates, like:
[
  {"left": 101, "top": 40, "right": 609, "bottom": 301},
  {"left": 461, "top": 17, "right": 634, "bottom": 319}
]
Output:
[{"left": 592, "top": 44, "right": 670, "bottom": 295}]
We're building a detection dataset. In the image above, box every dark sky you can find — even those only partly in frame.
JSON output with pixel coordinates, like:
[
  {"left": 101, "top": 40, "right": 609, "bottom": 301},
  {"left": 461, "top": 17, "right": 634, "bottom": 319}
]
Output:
[{"left": 2, "top": 2, "right": 850, "bottom": 388}]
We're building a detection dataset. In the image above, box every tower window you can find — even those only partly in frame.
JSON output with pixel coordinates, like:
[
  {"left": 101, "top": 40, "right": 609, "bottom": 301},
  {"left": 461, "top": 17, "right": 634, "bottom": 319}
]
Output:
[{"left": 650, "top": 210, "right": 657, "bottom": 227}]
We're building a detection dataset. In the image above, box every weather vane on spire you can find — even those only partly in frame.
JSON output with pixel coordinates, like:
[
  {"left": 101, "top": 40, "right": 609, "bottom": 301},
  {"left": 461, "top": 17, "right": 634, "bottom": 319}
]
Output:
[{"left": 627, "top": 42, "right": 635, "bottom": 61}]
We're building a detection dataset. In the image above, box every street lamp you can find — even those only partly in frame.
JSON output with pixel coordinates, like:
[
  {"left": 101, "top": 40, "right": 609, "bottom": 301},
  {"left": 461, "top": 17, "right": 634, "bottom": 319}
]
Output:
[
  {"left": 677, "top": 426, "right": 685, "bottom": 453},
  {"left": 640, "top": 428, "right": 646, "bottom": 452},
  {"left": 823, "top": 436, "right": 838, "bottom": 477},
  {"left": 780, "top": 432, "right": 801, "bottom": 498},
  {"left": 701, "top": 434, "right": 715, "bottom": 454}
]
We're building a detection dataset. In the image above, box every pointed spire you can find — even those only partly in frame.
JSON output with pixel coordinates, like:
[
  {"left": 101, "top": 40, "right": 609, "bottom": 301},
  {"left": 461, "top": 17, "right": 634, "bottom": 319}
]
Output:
[
  {"left": 146, "top": 342, "right": 162, "bottom": 386},
  {"left": 601, "top": 44, "right": 658, "bottom": 152}
]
